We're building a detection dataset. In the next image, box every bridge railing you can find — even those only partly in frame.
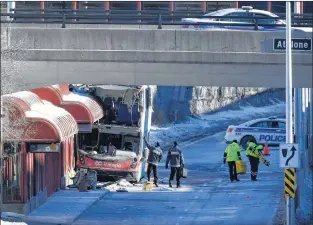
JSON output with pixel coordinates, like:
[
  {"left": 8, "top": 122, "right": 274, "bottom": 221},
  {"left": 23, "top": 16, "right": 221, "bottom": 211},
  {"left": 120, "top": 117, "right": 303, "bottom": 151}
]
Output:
[{"left": 1, "top": 8, "right": 312, "bottom": 29}]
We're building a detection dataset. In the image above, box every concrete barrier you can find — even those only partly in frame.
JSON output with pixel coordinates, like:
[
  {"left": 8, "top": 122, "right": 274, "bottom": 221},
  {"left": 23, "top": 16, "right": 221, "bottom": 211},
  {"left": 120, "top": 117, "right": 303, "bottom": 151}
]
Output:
[{"left": 7, "top": 27, "right": 313, "bottom": 53}]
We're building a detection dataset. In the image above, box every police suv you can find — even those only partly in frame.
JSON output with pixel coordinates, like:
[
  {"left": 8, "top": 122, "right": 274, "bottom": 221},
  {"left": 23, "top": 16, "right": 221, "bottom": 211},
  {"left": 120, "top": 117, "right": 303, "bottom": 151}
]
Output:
[{"left": 224, "top": 117, "right": 286, "bottom": 149}]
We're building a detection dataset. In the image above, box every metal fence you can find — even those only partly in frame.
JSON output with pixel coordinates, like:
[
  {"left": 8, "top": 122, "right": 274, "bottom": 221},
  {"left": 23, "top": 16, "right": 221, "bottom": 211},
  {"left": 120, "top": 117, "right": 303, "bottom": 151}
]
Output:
[{"left": 1, "top": 8, "right": 312, "bottom": 29}]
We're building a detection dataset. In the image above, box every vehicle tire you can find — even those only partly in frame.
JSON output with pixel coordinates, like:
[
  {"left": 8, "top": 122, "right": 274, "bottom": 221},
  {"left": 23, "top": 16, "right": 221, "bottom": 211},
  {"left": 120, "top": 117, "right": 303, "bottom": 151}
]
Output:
[{"left": 240, "top": 136, "right": 256, "bottom": 150}]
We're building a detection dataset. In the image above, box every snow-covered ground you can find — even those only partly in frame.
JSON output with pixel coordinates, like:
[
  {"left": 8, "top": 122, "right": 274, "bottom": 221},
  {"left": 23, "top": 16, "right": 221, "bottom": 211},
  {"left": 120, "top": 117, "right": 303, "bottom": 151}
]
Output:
[
  {"left": 1, "top": 212, "right": 27, "bottom": 225},
  {"left": 4, "top": 100, "right": 312, "bottom": 225},
  {"left": 150, "top": 102, "right": 286, "bottom": 145},
  {"left": 72, "top": 132, "right": 284, "bottom": 225},
  {"left": 1, "top": 102, "right": 287, "bottom": 225}
]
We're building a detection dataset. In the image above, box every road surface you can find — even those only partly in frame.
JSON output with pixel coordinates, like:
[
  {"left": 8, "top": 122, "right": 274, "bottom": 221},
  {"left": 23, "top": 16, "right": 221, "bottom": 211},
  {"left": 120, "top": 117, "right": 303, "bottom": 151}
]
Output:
[{"left": 73, "top": 132, "right": 284, "bottom": 225}]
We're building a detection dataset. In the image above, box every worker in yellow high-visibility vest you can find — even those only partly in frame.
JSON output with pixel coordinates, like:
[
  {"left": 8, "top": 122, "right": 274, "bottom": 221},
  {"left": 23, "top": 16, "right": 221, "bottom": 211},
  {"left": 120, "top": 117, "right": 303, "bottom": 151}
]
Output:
[
  {"left": 246, "top": 140, "right": 270, "bottom": 181},
  {"left": 223, "top": 140, "right": 241, "bottom": 182}
]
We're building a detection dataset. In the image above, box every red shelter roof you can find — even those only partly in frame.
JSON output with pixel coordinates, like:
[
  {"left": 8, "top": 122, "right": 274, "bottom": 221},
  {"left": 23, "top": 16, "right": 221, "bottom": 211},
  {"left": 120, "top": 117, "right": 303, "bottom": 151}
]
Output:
[
  {"left": 31, "top": 84, "right": 103, "bottom": 126},
  {"left": 1, "top": 91, "right": 78, "bottom": 143}
]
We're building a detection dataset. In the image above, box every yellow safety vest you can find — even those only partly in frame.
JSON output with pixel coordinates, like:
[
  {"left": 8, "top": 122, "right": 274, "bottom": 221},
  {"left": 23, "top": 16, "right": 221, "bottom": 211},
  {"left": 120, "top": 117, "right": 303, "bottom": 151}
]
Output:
[
  {"left": 246, "top": 143, "right": 263, "bottom": 158},
  {"left": 224, "top": 143, "right": 241, "bottom": 162}
]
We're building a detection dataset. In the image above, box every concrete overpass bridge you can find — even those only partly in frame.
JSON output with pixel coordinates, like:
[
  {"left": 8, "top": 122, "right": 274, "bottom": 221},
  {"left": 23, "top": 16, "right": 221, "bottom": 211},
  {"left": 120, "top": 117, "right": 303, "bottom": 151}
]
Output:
[{"left": 2, "top": 27, "right": 312, "bottom": 89}]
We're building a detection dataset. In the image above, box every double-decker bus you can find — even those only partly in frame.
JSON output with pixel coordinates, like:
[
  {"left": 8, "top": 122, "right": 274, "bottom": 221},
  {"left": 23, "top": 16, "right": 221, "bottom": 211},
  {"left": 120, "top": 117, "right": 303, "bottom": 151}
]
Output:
[{"left": 75, "top": 85, "right": 152, "bottom": 183}]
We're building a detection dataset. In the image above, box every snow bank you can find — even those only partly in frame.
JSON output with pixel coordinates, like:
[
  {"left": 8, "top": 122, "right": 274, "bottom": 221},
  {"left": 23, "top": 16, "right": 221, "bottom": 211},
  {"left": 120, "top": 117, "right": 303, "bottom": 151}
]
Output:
[
  {"left": 0, "top": 220, "right": 27, "bottom": 225},
  {"left": 1, "top": 212, "right": 27, "bottom": 225},
  {"left": 150, "top": 102, "right": 286, "bottom": 145}
]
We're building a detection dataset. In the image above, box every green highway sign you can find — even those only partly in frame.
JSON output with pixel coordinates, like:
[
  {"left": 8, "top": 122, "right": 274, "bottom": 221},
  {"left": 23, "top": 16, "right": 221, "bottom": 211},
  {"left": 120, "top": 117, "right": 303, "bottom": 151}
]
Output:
[{"left": 273, "top": 38, "right": 312, "bottom": 51}]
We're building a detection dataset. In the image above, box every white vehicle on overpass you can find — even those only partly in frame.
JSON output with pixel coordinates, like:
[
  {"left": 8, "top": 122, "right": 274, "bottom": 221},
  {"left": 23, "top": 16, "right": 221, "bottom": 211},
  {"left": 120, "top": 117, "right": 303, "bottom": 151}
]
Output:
[
  {"left": 225, "top": 117, "right": 286, "bottom": 149},
  {"left": 181, "top": 6, "right": 309, "bottom": 32}
]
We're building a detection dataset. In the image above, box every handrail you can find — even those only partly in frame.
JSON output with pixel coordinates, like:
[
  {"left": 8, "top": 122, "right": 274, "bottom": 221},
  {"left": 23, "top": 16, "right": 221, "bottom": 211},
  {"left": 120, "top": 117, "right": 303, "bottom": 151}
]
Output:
[
  {"left": 2, "top": 12, "right": 311, "bottom": 22},
  {"left": 8, "top": 8, "right": 313, "bottom": 17},
  {"left": 1, "top": 8, "right": 312, "bottom": 29}
]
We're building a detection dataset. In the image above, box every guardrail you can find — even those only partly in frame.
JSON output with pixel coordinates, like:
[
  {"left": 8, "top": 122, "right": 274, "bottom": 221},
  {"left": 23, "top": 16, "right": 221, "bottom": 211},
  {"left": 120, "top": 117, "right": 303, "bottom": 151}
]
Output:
[{"left": 1, "top": 8, "right": 312, "bottom": 29}]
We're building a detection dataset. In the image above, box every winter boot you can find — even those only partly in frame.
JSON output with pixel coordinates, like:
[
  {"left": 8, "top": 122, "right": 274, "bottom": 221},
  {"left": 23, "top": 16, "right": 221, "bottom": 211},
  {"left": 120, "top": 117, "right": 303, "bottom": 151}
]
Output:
[
  {"left": 154, "top": 181, "right": 159, "bottom": 187},
  {"left": 169, "top": 180, "right": 172, "bottom": 188},
  {"left": 176, "top": 181, "right": 181, "bottom": 188}
]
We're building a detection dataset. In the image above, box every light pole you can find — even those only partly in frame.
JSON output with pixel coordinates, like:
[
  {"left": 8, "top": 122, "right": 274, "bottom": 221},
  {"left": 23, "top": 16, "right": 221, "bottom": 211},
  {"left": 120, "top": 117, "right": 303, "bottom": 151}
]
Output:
[{"left": 285, "top": 2, "right": 296, "bottom": 225}]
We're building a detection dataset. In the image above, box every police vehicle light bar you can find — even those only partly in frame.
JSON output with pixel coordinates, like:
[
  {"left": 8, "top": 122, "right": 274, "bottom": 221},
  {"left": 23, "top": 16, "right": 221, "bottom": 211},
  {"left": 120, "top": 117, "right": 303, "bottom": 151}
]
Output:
[{"left": 241, "top": 6, "right": 253, "bottom": 11}]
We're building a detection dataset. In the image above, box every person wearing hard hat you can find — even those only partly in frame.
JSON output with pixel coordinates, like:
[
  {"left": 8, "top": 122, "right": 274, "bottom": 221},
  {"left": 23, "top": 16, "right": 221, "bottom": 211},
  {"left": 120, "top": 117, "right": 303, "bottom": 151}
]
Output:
[
  {"left": 223, "top": 140, "right": 242, "bottom": 182},
  {"left": 245, "top": 140, "right": 267, "bottom": 181}
]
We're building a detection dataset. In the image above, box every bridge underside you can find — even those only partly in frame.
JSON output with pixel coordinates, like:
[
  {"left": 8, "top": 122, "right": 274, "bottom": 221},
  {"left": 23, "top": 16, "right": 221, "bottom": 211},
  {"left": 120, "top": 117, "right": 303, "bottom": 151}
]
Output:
[
  {"left": 3, "top": 28, "right": 312, "bottom": 90},
  {"left": 10, "top": 50, "right": 313, "bottom": 89}
]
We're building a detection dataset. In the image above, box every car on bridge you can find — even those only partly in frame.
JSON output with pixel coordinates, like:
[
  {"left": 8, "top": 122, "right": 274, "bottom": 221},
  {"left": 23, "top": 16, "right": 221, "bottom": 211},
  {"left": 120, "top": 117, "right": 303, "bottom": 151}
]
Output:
[
  {"left": 181, "top": 6, "right": 308, "bottom": 32},
  {"left": 224, "top": 116, "right": 286, "bottom": 149}
]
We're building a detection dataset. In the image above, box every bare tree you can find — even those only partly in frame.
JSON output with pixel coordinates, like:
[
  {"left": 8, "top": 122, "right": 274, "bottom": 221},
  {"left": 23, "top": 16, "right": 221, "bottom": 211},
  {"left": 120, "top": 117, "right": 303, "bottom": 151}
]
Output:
[
  {"left": 1, "top": 24, "right": 31, "bottom": 138},
  {"left": 0, "top": 24, "right": 31, "bottom": 218}
]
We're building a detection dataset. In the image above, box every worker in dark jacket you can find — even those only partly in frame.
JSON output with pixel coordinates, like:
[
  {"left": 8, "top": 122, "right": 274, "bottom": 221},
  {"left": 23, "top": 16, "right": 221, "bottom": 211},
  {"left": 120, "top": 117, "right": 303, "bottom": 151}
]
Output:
[
  {"left": 144, "top": 136, "right": 163, "bottom": 187},
  {"left": 166, "top": 141, "right": 184, "bottom": 188},
  {"left": 223, "top": 140, "right": 241, "bottom": 182}
]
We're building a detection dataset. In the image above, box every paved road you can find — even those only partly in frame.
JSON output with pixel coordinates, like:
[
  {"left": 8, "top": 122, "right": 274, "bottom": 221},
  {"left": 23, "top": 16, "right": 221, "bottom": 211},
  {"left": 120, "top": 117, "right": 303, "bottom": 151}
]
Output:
[{"left": 72, "top": 133, "right": 284, "bottom": 225}]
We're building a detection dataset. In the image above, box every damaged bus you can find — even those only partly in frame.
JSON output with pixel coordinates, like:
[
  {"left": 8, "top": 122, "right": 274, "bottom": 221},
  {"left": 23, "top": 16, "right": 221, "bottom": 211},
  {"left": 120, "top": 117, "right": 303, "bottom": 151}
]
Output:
[{"left": 74, "top": 85, "right": 152, "bottom": 183}]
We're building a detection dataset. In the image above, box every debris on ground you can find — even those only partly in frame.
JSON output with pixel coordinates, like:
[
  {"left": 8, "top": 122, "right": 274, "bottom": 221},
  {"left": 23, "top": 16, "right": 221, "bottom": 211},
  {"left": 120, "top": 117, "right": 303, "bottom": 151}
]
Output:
[
  {"left": 117, "top": 179, "right": 133, "bottom": 187},
  {"left": 116, "top": 188, "right": 129, "bottom": 192}
]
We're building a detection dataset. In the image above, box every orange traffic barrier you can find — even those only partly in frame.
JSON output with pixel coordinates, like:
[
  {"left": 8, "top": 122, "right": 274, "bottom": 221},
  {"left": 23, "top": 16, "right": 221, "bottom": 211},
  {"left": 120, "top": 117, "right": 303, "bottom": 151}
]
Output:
[{"left": 263, "top": 143, "right": 270, "bottom": 155}]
